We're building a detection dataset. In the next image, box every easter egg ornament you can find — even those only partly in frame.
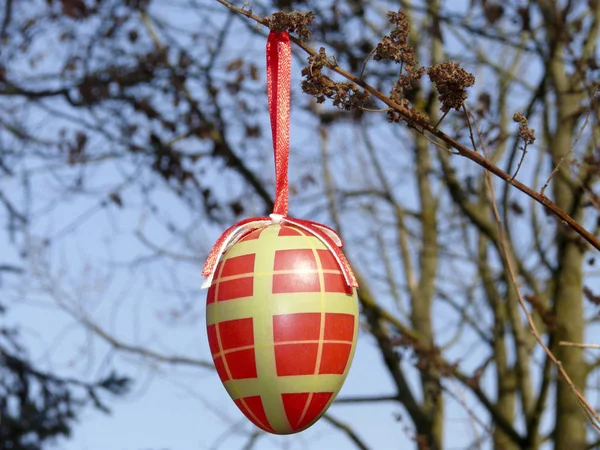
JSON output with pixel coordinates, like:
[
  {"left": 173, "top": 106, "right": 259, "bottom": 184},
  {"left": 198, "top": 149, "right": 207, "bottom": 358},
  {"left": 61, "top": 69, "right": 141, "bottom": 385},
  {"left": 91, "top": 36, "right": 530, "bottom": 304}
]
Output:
[{"left": 201, "top": 31, "right": 359, "bottom": 435}]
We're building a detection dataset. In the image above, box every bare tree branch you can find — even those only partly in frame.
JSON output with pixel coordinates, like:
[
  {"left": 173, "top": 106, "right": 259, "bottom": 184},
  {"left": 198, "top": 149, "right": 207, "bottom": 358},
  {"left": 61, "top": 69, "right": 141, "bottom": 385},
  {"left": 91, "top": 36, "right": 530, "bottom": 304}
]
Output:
[
  {"left": 215, "top": 0, "right": 600, "bottom": 252},
  {"left": 323, "top": 413, "right": 370, "bottom": 450}
]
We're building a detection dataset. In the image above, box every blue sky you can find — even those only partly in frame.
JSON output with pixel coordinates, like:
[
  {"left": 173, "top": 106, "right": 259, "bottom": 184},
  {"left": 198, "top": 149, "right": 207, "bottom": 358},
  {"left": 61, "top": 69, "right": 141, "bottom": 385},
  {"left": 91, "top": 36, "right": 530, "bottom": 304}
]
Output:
[{"left": 4, "top": 0, "right": 594, "bottom": 449}]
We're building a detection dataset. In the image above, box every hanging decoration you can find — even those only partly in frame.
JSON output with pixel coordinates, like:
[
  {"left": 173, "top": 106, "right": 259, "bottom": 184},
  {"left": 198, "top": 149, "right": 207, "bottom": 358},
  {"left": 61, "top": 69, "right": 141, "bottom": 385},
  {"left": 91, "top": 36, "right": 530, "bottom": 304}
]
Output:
[{"left": 202, "top": 30, "right": 359, "bottom": 435}]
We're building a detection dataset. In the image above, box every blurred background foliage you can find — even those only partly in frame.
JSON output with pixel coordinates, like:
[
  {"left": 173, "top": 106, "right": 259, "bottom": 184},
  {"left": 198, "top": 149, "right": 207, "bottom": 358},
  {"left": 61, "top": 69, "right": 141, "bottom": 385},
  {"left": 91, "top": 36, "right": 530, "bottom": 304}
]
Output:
[{"left": 1, "top": 0, "right": 599, "bottom": 449}]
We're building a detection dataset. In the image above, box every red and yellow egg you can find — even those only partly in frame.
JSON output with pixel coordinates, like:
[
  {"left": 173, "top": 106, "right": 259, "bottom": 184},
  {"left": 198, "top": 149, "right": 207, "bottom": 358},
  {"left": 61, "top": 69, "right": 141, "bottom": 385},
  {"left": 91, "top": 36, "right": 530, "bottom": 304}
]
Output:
[{"left": 205, "top": 223, "right": 359, "bottom": 434}]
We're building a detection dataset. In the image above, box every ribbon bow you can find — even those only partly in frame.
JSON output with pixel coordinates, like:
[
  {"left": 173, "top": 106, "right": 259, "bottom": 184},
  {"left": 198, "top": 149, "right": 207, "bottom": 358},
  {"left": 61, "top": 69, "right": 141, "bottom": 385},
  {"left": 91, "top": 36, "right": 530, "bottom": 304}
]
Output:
[{"left": 201, "top": 31, "right": 358, "bottom": 290}]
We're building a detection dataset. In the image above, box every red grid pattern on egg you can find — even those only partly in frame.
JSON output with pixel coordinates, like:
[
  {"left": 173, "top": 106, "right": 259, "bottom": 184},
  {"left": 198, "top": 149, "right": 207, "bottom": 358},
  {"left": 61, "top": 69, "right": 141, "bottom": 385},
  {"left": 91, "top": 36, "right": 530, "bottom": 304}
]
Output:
[
  {"left": 271, "top": 248, "right": 349, "bottom": 294},
  {"left": 239, "top": 228, "right": 264, "bottom": 241},
  {"left": 221, "top": 253, "right": 255, "bottom": 277},
  {"left": 278, "top": 226, "right": 302, "bottom": 236},
  {"left": 206, "top": 224, "right": 357, "bottom": 433},
  {"left": 281, "top": 392, "right": 333, "bottom": 431},
  {"left": 273, "top": 312, "right": 355, "bottom": 376},
  {"left": 207, "top": 318, "right": 257, "bottom": 381},
  {"left": 234, "top": 396, "right": 275, "bottom": 433},
  {"left": 209, "top": 226, "right": 350, "bottom": 305},
  {"left": 207, "top": 253, "right": 256, "bottom": 305}
]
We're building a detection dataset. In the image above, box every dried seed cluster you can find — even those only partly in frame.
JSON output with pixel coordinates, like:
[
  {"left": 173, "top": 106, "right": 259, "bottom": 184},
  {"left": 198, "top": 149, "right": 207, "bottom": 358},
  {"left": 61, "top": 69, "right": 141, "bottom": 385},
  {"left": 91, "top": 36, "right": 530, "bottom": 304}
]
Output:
[
  {"left": 386, "top": 92, "right": 429, "bottom": 124},
  {"left": 371, "top": 11, "right": 427, "bottom": 123},
  {"left": 301, "top": 48, "right": 369, "bottom": 110},
  {"left": 512, "top": 112, "right": 536, "bottom": 145},
  {"left": 427, "top": 62, "right": 475, "bottom": 113},
  {"left": 374, "top": 12, "right": 412, "bottom": 63},
  {"left": 374, "top": 11, "right": 425, "bottom": 87},
  {"left": 268, "top": 11, "right": 314, "bottom": 40},
  {"left": 297, "top": 8, "right": 476, "bottom": 124}
]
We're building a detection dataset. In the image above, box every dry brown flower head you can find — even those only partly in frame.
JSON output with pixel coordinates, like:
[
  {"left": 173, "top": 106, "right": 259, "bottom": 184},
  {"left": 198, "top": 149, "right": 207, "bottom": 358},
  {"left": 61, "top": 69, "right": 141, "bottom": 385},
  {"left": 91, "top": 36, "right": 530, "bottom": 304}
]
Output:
[
  {"left": 301, "top": 48, "right": 369, "bottom": 110},
  {"left": 268, "top": 11, "right": 314, "bottom": 40},
  {"left": 427, "top": 62, "right": 475, "bottom": 113},
  {"left": 373, "top": 10, "right": 426, "bottom": 123},
  {"left": 512, "top": 112, "right": 536, "bottom": 145}
]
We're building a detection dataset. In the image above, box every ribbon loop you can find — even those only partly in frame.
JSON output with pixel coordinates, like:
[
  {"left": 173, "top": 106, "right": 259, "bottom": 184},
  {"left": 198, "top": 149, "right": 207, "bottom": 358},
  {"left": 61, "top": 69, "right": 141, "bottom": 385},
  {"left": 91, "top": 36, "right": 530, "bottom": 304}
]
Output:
[
  {"left": 267, "top": 31, "right": 291, "bottom": 217},
  {"left": 201, "top": 31, "right": 358, "bottom": 290},
  {"left": 201, "top": 216, "right": 358, "bottom": 289}
]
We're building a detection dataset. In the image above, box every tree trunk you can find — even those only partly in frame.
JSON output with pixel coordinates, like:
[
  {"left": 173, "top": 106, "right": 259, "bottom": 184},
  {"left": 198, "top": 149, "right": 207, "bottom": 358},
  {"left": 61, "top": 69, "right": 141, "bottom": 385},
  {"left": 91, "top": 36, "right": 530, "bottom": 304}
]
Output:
[{"left": 548, "top": 53, "right": 587, "bottom": 450}]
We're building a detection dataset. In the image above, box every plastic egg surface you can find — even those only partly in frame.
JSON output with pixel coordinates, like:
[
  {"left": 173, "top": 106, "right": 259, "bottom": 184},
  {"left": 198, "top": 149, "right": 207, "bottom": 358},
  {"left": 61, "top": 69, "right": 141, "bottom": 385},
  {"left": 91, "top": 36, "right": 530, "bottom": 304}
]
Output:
[{"left": 206, "top": 223, "right": 359, "bottom": 434}]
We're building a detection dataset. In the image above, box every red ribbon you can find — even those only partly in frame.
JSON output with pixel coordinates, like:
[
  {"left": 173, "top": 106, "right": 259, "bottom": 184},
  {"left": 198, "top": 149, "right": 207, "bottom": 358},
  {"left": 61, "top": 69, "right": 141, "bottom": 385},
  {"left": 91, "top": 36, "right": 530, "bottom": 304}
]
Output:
[
  {"left": 267, "top": 31, "right": 291, "bottom": 217},
  {"left": 201, "top": 31, "right": 358, "bottom": 289}
]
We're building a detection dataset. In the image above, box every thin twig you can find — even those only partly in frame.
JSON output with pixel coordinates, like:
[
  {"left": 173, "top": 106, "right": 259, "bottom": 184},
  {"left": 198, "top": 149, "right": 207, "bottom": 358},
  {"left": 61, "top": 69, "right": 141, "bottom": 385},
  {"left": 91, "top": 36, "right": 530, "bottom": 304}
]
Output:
[
  {"left": 40, "top": 264, "right": 215, "bottom": 370},
  {"left": 359, "top": 48, "right": 377, "bottom": 80},
  {"left": 540, "top": 108, "right": 591, "bottom": 195},
  {"left": 461, "top": 103, "right": 600, "bottom": 433},
  {"left": 241, "top": 430, "right": 263, "bottom": 450},
  {"left": 464, "top": 105, "right": 536, "bottom": 417},
  {"left": 473, "top": 120, "right": 600, "bottom": 433},
  {"left": 360, "top": 106, "right": 392, "bottom": 113},
  {"left": 489, "top": 173, "right": 600, "bottom": 432},
  {"left": 0, "top": 264, "right": 23, "bottom": 273},
  {"left": 81, "top": 316, "right": 215, "bottom": 369},
  {"left": 0, "top": 0, "right": 13, "bottom": 42},
  {"left": 323, "top": 414, "right": 370, "bottom": 450},
  {"left": 335, "top": 395, "right": 399, "bottom": 403},
  {"left": 445, "top": 379, "right": 488, "bottom": 449},
  {"left": 540, "top": 151, "right": 572, "bottom": 196},
  {"left": 559, "top": 341, "right": 600, "bottom": 350},
  {"left": 140, "top": 10, "right": 165, "bottom": 50},
  {"left": 433, "top": 109, "right": 449, "bottom": 129},
  {"left": 135, "top": 229, "right": 199, "bottom": 262},
  {"left": 421, "top": 132, "right": 457, "bottom": 154},
  {"left": 510, "top": 143, "right": 529, "bottom": 181}
]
